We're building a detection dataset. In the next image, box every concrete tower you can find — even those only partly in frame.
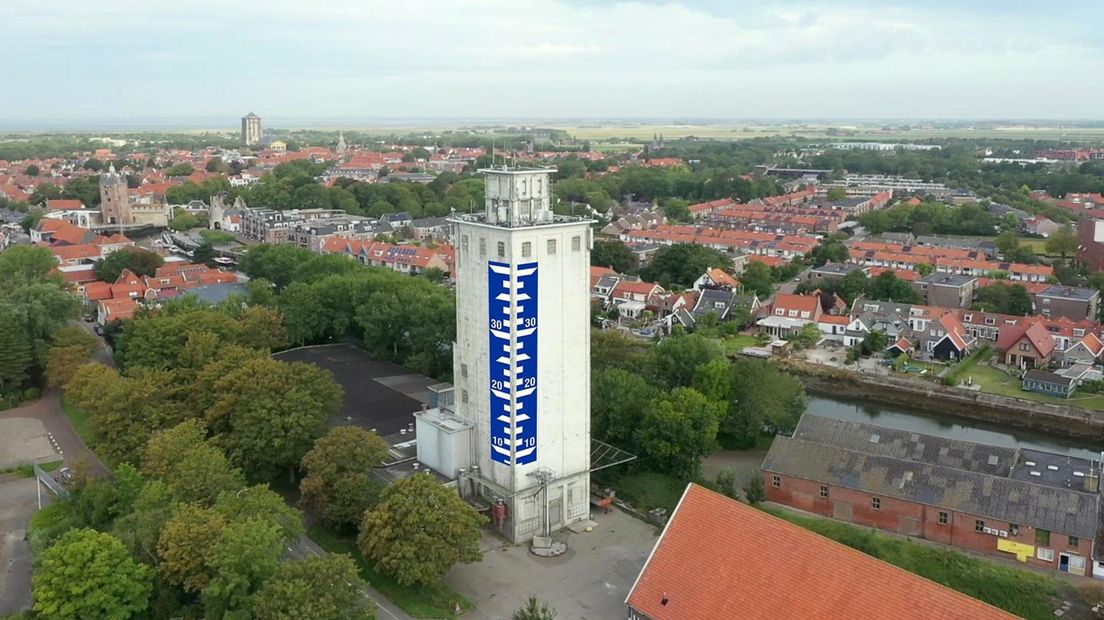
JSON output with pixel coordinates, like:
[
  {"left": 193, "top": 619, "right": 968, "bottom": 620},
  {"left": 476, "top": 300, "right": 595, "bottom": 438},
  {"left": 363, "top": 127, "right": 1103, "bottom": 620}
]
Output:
[
  {"left": 449, "top": 167, "right": 593, "bottom": 543},
  {"left": 241, "top": 112, "right": 262, "bottom": 147},
  {"left": 99, "top": 164, "right": 131, "bottom": 225}
]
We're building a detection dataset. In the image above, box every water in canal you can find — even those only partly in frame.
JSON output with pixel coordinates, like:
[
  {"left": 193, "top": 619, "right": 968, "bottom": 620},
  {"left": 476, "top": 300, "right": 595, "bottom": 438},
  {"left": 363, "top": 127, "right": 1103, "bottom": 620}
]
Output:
[{"left": 806, "top": 394, "right": 1102, "bottom": 462}]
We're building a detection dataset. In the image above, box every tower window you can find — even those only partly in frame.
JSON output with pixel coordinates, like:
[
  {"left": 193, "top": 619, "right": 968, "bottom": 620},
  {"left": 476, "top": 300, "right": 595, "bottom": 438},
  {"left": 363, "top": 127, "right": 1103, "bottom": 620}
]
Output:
[
  {"left": 521, "top": 241, "right": 532, "bottom": 258},
  {"left": 461, "top": 235, "right": 469, "bottom": 253},
  {"left": 547, "top": 239, "right": 557, "bottom": 255},
  {"left": 497, "top": 241, "right": 505, "bottom": 258},
  {"left": 572, "top": 236, "right": 581, "bottom": 252},
  {"left": 479, "top": 238, "right": 486, "bottom": 257}
]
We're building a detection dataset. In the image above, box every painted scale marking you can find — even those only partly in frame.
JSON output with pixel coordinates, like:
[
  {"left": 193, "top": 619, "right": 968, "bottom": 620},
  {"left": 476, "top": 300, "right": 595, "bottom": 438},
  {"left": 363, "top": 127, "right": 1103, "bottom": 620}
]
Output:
[{"left": 488, "top": 260, "right": 538, "bottom": 465}]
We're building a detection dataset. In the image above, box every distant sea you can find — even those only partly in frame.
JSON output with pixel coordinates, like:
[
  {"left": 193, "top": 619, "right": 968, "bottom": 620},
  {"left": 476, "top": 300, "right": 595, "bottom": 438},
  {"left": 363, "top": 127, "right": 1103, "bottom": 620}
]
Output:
[
  {"left": 2, "top": 117, "right": 1101, "bottom": 133},
  {"left": 0, "top": 117, "right": 735, "bottom": 133}
]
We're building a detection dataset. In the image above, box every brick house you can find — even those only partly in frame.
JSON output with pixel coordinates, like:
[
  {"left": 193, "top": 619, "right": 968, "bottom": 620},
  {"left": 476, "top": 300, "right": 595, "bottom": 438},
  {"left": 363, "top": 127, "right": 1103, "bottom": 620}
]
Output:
[
  {"left": 913, "top": 273, "right": 976, "bottom": 309},
  {"left": 763, "top": 416, "right": 1100, "bottom": 577},
  {"left": 1035, "top": 285, "right": 1100, "bottom": 321},
  {"left": 997, "top": 320, "right": 1057, "bottom": 369},
  {"left": 625, "top": 484, "right": 1015, "bottom": 619}
]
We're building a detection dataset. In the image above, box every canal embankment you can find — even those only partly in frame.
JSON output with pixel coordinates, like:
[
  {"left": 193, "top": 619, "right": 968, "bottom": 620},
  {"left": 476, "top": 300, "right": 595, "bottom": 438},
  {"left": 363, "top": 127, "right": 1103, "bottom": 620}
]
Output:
[{"left": 778, "top": 358, "right": 1104, "bottom": 442}]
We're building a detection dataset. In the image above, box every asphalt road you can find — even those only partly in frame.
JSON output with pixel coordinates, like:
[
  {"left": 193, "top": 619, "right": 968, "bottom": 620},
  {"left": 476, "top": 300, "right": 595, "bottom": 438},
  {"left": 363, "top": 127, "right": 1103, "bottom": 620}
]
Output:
[{"left": 0, "top": 477, "right": 39, "bottom": 615}]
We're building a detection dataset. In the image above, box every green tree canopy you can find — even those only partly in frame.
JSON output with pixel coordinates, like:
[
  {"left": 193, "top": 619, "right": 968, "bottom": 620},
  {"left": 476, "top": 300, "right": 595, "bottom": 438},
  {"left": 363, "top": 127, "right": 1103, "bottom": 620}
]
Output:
[
  {"left": 639, "top": 243, "right": 732, "bottom": 289},
  {"left": 33, "top": 528, "right": 153, "bottom": 620},
  {"left": 357, "top": 473, "right": 485, "bottom": 586},
  {"left": 1044, "top": 226, "right": 1078, "bottom": 259},
  {"left": 94, "top": 248, "right": 165, "bottom": 282},
  {"left": 300, "top": 426, "right": 391, "bottom": 531},
  {"left": 634, "top": 387, "right": 723, "bottom": 478},
  {"left": 253, "top": 555, "right": 371, "bottom": 620},
  {"left": 973, "top": 282, "right": 1033, "bottom": 316},
  {"left": 591, "top": 240, "right": 635, "bottom": 273},
  {"left": 206, "top": 358, "right": 342, "bottom": 481}
]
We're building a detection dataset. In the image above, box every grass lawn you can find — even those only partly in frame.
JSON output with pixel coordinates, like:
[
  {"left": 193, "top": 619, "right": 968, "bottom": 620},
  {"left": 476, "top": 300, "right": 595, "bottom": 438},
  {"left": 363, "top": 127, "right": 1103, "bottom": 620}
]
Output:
[
  {"left": 0, "top": 459, "right": 62, "bottom": 478},
  {"left": 766, "top": 507, "right": 1074, "bottom": 620},
  {"left": 722, "top": 334, "right": 763, "bottom": 355},
  {"left": 59, "top": 393, "right": 92, "bottom": 444},
  {"left": 966, "top": 364, "right": 1104, "bottom": 410},
  {"left": 601, "top": 471, "right": 690, "bottom": 514},
  {"left": 307, "top": 525, "right": 472, "bottom": 619}
]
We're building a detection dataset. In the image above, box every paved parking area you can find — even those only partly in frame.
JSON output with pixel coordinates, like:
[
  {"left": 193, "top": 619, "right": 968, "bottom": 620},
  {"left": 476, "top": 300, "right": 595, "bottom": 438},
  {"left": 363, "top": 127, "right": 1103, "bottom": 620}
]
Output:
[
  {"left": 0, "top": 477, "right": 39, "bottom": 615},
  {"left": 0, "top": 418, "right": 57, "bottom": 470},
  {"left": 446, "top": 509, "right": 659, "bottom": 620}
]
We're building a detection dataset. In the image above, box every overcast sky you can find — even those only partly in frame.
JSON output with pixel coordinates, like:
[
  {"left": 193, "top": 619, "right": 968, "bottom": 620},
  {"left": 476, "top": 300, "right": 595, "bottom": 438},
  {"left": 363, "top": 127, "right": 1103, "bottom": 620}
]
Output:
[{"left": 3, "top": 0, "right": 1102, "bottom": 123}]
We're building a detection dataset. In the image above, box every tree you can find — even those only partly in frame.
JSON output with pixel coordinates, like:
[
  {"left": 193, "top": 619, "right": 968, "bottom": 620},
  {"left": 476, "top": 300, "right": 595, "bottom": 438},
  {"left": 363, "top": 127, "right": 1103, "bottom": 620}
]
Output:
[
  {"left": 25, "top": 163, "right": 40, "bottom": 176},
  {"left": 0, "top": 319, "right": 32, "bottom": 393},
  {"left": 514, "top": 596, "right": 558, "bottom": 620},
  {"left": 698, "top": 358, "right": 806, "bottom": 449},
  {"left": 46, "top": 343, "right": 98, "bottom": 388},
  {"left": 201, "top": 520, "right": 284, "bottom": 620},
  {"left": 157, "top": 504, "right": 226, "bottom": 593},
  {"left": 808, "top": 234, "right": 849, "bottom": 267},
  {"left": 865, "top": 270, "right": 919, "bottom": 304},
  {"left": 973, "top": 282, "right": 1032, "bottom": 316},
  {"left": 253, "top": 555, "right": 371, "bottom": 620},
  {"left": 357, "top": 473, "right": 485, "bottom": 586},
  {"left": 141, "top": 420, "right": 245, "bottom": 505},
  {"left": 788, "top": 322, "right": 822, "bottom": 349},
  {"left": 591, "top": 369, "right": 661, "bottom": 446},
  {"left": 995, "top": 230, "right": 1021, "bottom": 259},
  {"left": 743, "top": 475, "right": 766, "bottom": 505},
  {"left": 169, "top": 212, "right": 201, "bottom": 231},
  {"left": 591, "top": 240, "right": 635, "bottom": 273},
  {"left": 1045, "top": 226, "right": 1078, "bottom": 259},
  {"left": 163, "top": 163, "right": 195, "bottom": 177},
  {"left": 633, "top": 388, "right": 723, "bottom": 478},
  {"left": 33, "top": 528, "right": 153, "bottom": 620},
  {"left": 662, "top": 198, "right": 691, "bottom": 222},
  {"left": 825, "top": 187, "right": 848, "bottom": 202},
  {"left": 639, "top": 244, "right": 732, "bottom": 289},
  {"left": 300, "top": 426, "right": 390, "bottom": 530},
  {"left": 214, "top": 484, "right": 304, "bottom": 543},
  {"left": 239, "top": 244, "right": 317, "bottom": 289},
  {"left": 654, "top": 333, "right": 723, "bottom": 388},
  {"left": 94, "top": 248, "right": 165, "bottom": 282},
  {"left": 67, "top": 365, "right": 188, "bottom": 465},
  {"left": 0, "top": 245, "right": 60, "bottom": 286},
  {"left": 206, "top": 358, "right": 342, "bottom": 480},
  {"left": 193, "top": 241, "right": 217, "bottom": 267},
  {"left": 739, "top": 261, "right": 774, "bottom": 298}
]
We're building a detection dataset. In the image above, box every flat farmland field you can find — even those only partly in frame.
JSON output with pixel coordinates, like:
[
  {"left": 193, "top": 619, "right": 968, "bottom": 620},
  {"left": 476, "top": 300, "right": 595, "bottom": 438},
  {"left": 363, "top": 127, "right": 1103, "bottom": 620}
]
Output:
[{"left": 549, "top": 123, "right": 1104, "bottom": 142}]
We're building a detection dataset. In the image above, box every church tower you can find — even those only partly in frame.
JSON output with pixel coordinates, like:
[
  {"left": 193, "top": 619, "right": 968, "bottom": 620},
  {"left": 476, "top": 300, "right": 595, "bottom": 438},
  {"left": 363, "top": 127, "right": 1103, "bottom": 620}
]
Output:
[
  {"left": 99, "top": 165, "right": 131, "bottom": 226},
  {"left": 448, "top": 167, "right": 593, "bottom": 543},
  {"left": 335, "top": 132, "right": 348, "bottom": 163}
]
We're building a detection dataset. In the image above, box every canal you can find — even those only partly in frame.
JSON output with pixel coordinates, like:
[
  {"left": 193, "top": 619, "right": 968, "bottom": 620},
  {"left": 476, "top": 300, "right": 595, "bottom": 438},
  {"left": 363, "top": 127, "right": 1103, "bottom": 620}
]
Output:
[{"left": 807, "top": 394, "right": 1102, "bottom": 461}]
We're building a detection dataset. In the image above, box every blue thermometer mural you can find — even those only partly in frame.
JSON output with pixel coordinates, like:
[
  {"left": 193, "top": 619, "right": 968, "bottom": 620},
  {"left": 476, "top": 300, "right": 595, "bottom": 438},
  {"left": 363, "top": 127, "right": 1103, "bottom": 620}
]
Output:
[{"left": 488, "top": 261, "right": 538, "bottom": 465}]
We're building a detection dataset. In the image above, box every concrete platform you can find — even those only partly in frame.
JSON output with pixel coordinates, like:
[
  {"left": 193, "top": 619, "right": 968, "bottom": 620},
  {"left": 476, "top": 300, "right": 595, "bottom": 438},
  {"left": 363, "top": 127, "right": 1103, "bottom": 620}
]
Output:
[{"left": 0, "top": 418, "right": 57, "bottom": 470}]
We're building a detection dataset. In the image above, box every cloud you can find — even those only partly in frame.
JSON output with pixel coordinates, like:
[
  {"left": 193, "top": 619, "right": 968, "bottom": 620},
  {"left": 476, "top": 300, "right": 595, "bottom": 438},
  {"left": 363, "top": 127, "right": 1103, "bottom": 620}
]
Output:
[{"left": 0, "top": 0, "right": 1101, "bottom": 120}]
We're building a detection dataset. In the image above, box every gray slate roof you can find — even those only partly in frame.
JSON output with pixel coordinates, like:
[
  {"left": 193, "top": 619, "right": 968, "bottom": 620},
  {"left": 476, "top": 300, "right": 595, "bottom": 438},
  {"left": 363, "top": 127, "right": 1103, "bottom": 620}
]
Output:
[{"left": 763, "top": 416, "right": 1100, "bottom": 539}]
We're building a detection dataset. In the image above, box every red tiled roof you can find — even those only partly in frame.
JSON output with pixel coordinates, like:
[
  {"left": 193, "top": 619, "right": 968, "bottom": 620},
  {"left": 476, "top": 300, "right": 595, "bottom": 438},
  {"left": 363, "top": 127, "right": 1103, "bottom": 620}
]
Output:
[
  {"left": 704, "top": 267, "right": 739, "bottom": 288},
  {"left": 45, "top": 199, "right": 85, "bottom": 211},
  {"left": 1080, "top": 332, "right": 1104, "bottom": 356},
  {"left": 771, "top": 292, "right": 820, "bottom": 316},
  {"left": 627, "top": 484, "right": 1014, "bottom": 620},
  {"left": 995, "top": 319, "right": 1056, "bottom": 357}
]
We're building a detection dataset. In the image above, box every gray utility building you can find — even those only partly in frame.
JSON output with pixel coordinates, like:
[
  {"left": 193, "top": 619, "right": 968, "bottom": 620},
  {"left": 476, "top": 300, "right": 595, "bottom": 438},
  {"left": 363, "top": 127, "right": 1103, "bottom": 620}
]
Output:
[{"left": 913, "top": 273, "right": 977, "bottom": 309}]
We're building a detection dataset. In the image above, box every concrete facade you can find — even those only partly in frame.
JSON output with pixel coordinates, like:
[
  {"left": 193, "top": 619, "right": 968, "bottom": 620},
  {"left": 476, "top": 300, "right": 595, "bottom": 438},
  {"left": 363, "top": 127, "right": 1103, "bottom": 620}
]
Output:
[
  {"left": 241, "top": 113, "right": 262, "bottom": 147},
  {"left": 449, "top": 168, "right": 592, "bottom": 543}
]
